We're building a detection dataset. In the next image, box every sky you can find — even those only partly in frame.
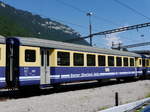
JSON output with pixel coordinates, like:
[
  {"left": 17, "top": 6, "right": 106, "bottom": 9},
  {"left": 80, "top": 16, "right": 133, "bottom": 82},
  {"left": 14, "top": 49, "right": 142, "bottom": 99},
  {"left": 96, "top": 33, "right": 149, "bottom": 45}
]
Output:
[{"left": 2, "top": 0, "right": 150, "bottom": 50}]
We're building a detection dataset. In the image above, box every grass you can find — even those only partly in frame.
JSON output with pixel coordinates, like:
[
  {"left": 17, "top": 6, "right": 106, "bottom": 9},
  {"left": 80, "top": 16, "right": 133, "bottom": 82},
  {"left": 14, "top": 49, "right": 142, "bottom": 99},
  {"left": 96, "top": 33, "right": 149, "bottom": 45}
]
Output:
[
  {"left": 145, "top": 92, "right": 150, "bottom": 98},
  {"left": 97, "top": 106, "right": 109, "bottom": 111}
]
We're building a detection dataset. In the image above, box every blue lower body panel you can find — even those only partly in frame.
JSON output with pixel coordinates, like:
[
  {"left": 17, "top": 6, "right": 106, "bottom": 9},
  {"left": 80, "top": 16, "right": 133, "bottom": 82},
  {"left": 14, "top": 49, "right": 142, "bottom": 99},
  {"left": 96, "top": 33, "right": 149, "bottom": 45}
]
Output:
[
  {"left": 19, "top": 67, "right": 40, "bottom": 86},
  {"left": 0, "top": 67, "right": 6, "bottom": 88},
  {"left": 17, "top": 66, "right": 145, "bottom": 86},
  {"left": 146, "top": 67, "right": 150, "bottom": 74},
  {"left": 50, "top": 67, "right": 140, "bottom": 84}
]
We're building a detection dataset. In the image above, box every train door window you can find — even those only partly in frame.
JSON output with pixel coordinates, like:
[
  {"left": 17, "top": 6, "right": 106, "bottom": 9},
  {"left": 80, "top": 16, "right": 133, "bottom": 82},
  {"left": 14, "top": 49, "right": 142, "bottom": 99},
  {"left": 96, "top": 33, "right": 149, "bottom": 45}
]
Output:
[
  {"left": 130, "top": 58, "right": 135, "bottom": 66},
  {"left": 25, "top": 50, "right": 36, "bottom": 62},
  {"left": 74, "top": 53, "right": 84, "bottom": 66},
  {"left": 139, "top": 59, "right": 142, "bottom": 65},
  {"left": 123, "top": 57, "right": 128, "bottom": 66},
  {"left": 87, "top": 54, "right": 95, "bottom": 66},
  {"left": 108, "top": 56, "right": 114, "bottom": 66},
  {"left": 116, "top": 57, "right": 122, "bottom": 66},
  {"left": 47, "top": 50, "right": 49, "bottom": 66},
  {"left": 57, "top": 51, "right": 70, "bottom": 66},
  {"left": 98, "top": 55, "right": 106, "bottom": 66},
  {"left": 41, "top": 50, "right": 44, "bottom": 66}
]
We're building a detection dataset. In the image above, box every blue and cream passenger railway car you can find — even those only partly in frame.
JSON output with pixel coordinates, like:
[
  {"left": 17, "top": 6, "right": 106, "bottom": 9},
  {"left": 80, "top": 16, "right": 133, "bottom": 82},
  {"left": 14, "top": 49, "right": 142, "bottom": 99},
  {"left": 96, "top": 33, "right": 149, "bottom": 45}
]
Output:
[
  {"left": 0, "top": 36, "right": 150, "bottom": 89},
  {"left": 0, "top": 36, "right": 6, "bottom": 88}
]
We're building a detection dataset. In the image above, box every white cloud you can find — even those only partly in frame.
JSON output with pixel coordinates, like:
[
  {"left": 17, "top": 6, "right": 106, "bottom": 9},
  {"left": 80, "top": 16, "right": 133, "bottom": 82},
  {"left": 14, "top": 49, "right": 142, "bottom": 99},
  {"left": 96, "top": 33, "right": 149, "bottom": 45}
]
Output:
[{"left": 105, "top": 33, "right": 122, "bottom": 48}]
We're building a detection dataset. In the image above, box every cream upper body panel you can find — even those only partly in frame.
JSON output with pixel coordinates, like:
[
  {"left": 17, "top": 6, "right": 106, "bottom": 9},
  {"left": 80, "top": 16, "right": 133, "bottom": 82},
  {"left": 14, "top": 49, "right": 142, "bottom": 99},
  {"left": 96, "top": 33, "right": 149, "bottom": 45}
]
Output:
[
  {"left": 0, "top": 44, "right": 6, "bottom": 66},
  {"left": 50, "top": 49, "right": 137, "bottom": 67},
  {"left": 19, "top": 46, "right": 40, "bottom": 67}
]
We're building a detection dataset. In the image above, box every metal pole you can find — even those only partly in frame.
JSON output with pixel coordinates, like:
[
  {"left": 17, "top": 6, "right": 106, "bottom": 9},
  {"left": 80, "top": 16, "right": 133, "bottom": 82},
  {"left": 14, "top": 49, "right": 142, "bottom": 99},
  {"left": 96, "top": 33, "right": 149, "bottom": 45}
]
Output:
[
  {"left": 111, "top": 42, "right": 114, "bottom": 49},
  {"left": 115, "top": 92, "right": 119, "bottom": 106},
  {"left": 87, "top": 12, "right": 93, "bottom": 46},
  {"left": 89, "top": 16, "right": 92, "bottom": 46}
]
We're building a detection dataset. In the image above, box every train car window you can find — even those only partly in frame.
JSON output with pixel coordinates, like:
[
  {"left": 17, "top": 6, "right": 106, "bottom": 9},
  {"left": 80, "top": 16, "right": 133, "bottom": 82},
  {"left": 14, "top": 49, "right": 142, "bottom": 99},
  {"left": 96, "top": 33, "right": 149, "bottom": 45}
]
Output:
[
  {"left": 116, "top": 57, "right": 122, "bottom": 66},
  {"left": 142, "top": 59, "right": 145, "bottom": 67},
  {"left": 108, "top": 56, "right": 114, "bottom": 66},
  {"left": 87, "top": 54, "right": 95, "bottom": 66},
  {"left": 146, "top": 60, "right": 149, "bottom": 66},
  {"left": 41, "top": 50, "right": 44, "bottom": 66},
  {"left": 139, "top": 59, "right": 142, "bottom": 65},
  {"left": 57, "top": 51, "right": 70, "bottom": 66},
  {"left": 74, "top": 53, "right": 84, "bottom": 66},
  {"left": 25, "top": 50, "right": 36, "bottom": 62},
  {"left": 98, "top": 55, "right": 105, "bottom": 66},
  {"left": 148, "top": 60, "right": 150, "bottom": 66},
  {"left": 130, "top": 58, "right": 134, "bottom": 66},
  {"left": 47, "top": 50, "right": 49, "bottom": 66},
  {"left": 123, "top": 58, "right": 128, "bottom": 66}
]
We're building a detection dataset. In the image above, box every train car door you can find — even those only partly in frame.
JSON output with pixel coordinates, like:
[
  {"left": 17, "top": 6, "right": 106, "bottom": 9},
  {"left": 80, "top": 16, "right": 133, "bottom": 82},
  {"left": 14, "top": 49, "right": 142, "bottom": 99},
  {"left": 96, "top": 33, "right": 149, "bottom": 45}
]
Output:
[
  {"left": 40, "top": 48, "right": 50, "bottom": 85},
  {"left": 6, "top": 38, "right": 19, "bottom": 88}
]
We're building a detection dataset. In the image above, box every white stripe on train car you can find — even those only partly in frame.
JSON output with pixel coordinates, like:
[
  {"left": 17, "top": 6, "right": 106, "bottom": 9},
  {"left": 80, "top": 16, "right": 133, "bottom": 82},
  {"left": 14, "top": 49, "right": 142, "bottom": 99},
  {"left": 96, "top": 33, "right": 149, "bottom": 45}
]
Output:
[
  {"left": 137, "top": 71, "right": 142, "bottom": 73},
  {"left": 19, "top": 76, "right": 40, "bottom": 81},
  {"left": 0, "top": 77, "right": 5, "bottom": 82},
  {"left": 50, "top": 71, "right": 143, "bottom": 79},
  {"left": 0, "top": 70, "right": 145, "bottom": 82}
]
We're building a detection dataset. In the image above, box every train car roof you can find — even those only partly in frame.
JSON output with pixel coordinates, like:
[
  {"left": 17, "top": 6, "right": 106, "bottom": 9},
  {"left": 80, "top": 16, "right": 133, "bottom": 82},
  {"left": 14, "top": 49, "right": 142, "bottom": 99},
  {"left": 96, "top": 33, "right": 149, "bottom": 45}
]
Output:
[
  {"left": 12, "top": 36, "right": 142, "bottom": 57},
  {"left": 141, "top": 54, "right": 150, "bottom": 58}
]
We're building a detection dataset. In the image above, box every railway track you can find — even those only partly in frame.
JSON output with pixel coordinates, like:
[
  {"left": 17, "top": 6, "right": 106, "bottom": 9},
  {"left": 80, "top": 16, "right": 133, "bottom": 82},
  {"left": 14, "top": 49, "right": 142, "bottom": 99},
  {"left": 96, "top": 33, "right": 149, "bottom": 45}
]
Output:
[{"left": 0, "top": 78, "right": 145, "bottom": 100}]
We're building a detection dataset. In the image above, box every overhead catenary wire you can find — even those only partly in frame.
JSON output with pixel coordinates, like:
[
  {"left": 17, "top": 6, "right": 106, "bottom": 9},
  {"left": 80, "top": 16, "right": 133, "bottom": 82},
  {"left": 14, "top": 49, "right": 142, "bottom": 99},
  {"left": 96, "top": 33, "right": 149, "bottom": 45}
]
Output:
[
  {"left": 65, "top": 22, "right": 150, "bottom": 42},
  {"left": 38, "top": 13, "right": 100, "bottom": 32},
  {"left": 112, "top": 0, "right": 150, "bottom": 44},
  {"left": 50, "top": 17, "right": 88, "bottom": 29},
  {"left": 54, "top": 0, "right": 120, "bottom": 27},
  {"left": 50, "top": 17, "right": 100, "bottom": 32},
  {"left": 45, "top": 0, "right": 148, "bottom": 46},
  {"left": 113, "top": 0, "right": 150, "bottom": 20}
]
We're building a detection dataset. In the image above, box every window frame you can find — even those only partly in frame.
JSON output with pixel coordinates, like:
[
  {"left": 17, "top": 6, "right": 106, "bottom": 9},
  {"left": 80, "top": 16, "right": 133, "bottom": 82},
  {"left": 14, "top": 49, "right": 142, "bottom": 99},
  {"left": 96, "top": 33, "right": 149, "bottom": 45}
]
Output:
[
  {"left": 108, "top": 55, "right": 115, "bottom": 67},
  {"left": 86, "top": 54, "right": 96, "bottom": 66},
  {"left": 116, "top": 56, "right": 122, "bottom": 67},
  {"left": 146, "top": 59, "right": 149, "bottom": 67},
  {"left": 25, "top": 49, "right": 36, "bottom": 62},
  {"left": 139, "top": 58, "right": 142, "bottom": 66},
  {"left": 148, "top": 59, "right": 150, "bottom": 67},
  {"left": 130, "top": 58, "right": 135, "bottom": 67},
  {"left": 123, "top": 57, "right": 129, "bottom": 67},
  {"left": 98, "top": 55, "right": 106, "bottom": 67},
  {"left": 73, "top": 53, "right": 84, "bottom": 66},
  {"left": 57, "top": 51, "right": 70, "bottom": 66},
  {"left": 142, "top": 59, "right": 146, "bottom": 67}
]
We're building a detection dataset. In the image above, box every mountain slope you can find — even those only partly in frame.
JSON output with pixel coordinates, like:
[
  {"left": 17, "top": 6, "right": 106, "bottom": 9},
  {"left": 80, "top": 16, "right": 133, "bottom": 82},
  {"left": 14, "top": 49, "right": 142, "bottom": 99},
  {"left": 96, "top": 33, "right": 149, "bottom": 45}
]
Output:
[{"left": 0, "top": 1, "right": 89, "bottom": 45}]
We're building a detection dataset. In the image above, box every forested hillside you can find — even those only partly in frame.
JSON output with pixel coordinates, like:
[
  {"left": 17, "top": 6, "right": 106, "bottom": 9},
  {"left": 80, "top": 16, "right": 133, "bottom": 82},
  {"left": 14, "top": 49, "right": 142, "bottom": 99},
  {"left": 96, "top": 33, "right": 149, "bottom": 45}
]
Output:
[{"left": 0, "top": 1, "right": 89, "bottom": 45}]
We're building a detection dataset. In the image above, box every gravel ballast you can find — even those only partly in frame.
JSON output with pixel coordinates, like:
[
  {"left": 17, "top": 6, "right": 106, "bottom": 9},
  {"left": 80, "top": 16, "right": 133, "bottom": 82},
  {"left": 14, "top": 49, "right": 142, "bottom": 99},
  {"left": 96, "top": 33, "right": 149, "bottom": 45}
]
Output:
[{"left": 0, "top": 80, "right": 150, "bottom": 112}]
